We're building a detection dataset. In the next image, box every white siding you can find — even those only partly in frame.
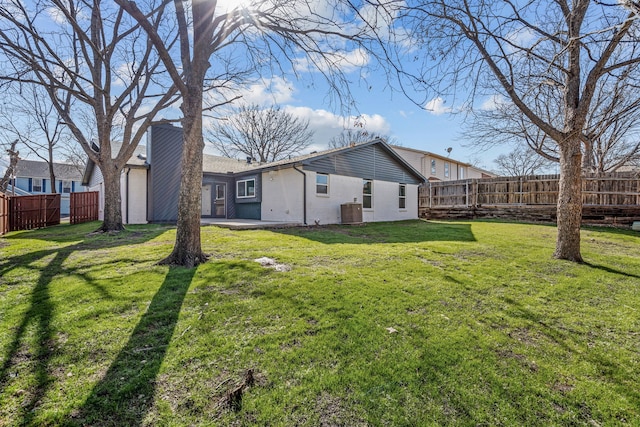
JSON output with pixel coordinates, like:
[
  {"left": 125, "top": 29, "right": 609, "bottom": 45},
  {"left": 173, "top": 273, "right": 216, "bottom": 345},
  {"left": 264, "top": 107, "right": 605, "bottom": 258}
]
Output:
[
  {"left": 393, "top": 146, "right": 492, "bottom": 181},
  {"left": 88, "top": 166, "right": 147, "bottom": 224},
  {"left": 121, "top": 168, "right": 147, "bottom": 224},
  {"left": 261, "top": 168, "right": 305, "bottom": 223},
  {"left": 307, "top": 174, "right": 363, "bottom": 225},
  {"left": 362, "top": 180, "right": 418, "bottom": 222},
  {"left": 261, "top": 169, "right": 419, "bottom": 225}
]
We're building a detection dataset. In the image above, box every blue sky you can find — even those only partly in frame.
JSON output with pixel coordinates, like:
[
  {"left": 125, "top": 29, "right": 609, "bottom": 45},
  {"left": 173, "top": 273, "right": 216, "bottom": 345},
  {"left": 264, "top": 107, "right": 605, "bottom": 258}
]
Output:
[
  {"left": 210, "top": 69, "right": 503, "bottom": 173},
  {"left": 0, "top": 0, "right": 506, "bottom": 172},
  {"left": 199, "top": 0, "right": 506, "bottom": 172}
]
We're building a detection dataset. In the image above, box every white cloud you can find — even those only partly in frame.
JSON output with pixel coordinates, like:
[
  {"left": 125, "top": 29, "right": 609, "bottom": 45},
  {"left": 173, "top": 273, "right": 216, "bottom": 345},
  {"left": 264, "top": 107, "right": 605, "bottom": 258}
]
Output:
[
  {"left": 112, "top": 62, "right": 143, "bottom": 88},
  {"left": 283, "top": 106, "right": 391, "bottom": 150},
  {"left": 47, "top": 7, "right": 67, "bottom": 24},
  {"left": 293, "top": 48, "right": 370, "bottom": 74},
  {"left": 237, "top": 76, "right": 296, "bottom": 106},
  {"left": 479, "top": 94, "right": 508, "bottom": 111},
  {"left": 424, "top": 97, "right": 453, "bottom": 115},
  {"left": 505, "top": 27, "right": 537, "bottom": 54}
]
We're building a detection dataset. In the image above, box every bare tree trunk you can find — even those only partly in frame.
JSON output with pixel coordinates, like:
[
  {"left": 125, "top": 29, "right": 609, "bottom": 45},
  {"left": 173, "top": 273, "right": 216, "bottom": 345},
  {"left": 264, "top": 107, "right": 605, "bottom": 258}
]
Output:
[
  {"left": 99, "top": 164, "right": 125, "bottom": 232},
  {"left": 160, "top": 87, "right": 208, "bottom": 266},
  {"left": 48, "top": 147, "right": 57, "bottom": 194},
  {"left": 581, "top": 138, "right": 594, "bottom": 173},
  {"left": 0, "top": 140, "right": 19, "bottom": 193},
  {"left": 554, "top": 138, "right": 583, "bottom": 262}
]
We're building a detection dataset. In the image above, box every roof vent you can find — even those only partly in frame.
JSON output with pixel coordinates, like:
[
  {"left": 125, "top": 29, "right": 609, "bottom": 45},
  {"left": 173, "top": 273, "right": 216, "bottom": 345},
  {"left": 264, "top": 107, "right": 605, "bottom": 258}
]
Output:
[{"left": 246, "top": 156, "right": 252, "bottom": 164}]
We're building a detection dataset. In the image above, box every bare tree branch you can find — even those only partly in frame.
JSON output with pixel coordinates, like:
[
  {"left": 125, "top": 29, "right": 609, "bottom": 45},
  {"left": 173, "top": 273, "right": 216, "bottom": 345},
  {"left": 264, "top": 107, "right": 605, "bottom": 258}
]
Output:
[{"left": 207, "top": 104, "right": 314, "bottom": 163}]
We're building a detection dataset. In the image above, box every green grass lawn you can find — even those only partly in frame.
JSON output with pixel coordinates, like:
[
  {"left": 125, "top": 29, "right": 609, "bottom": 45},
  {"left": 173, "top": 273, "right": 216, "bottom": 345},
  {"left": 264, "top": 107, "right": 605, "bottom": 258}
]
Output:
[{"left": 0, "top": 220, "right": 638, "bottom": 426}]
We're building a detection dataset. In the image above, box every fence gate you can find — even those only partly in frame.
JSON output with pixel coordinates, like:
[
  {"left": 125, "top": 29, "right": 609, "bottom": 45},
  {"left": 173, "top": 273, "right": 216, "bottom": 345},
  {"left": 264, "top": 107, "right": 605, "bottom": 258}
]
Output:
[
  {"left": 9, "top": 194, "right": 61, "bottom": 231},
  {"left": 70, "top": 191, "right": 99, "bottom": 224}
]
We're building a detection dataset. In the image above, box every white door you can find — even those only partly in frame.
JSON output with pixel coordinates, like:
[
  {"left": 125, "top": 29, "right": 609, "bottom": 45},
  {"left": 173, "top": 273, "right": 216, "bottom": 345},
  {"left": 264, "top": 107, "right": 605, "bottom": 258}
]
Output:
[{"left": 201, "top": 185, "right": 212, "bottom": 216}]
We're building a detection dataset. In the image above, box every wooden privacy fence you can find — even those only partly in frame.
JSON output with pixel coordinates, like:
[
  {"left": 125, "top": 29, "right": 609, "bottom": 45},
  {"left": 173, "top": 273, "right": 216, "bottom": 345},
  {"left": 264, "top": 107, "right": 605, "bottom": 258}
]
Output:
[
  {"left": 419, "top": 172, "right": 640, "bottom": 225},
  {"left": 0, "top": 192, "right": 8, "bottom": 235},
  {"left": 8, "top": 194, "right": 61, "bottom": 231},
  {"left": 70, "top": 191, "right": 99, "bottom": 224}
]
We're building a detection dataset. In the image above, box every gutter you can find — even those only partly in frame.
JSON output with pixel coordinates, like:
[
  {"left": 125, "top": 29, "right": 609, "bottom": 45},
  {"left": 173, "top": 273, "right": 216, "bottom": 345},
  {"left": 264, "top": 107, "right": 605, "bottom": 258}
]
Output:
[
  {"left": 292, "top": 164, "right": 307, "bottom": 225},
  {"left": 125, "top": 167, "right": 130, "bottom": 224}
]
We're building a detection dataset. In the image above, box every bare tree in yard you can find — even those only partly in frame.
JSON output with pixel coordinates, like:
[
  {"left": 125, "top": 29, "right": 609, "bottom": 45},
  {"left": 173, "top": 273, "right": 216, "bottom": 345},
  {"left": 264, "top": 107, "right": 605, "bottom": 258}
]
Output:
[
  {"left": 390, "top": 0, "right": 640, "bottom": 262},
  {"left": 493, "top": 146, "right": 554, "bottom": 177},
  {"left": 467, "top": 66, "right": 640, "bottom": 175},
  {"left": 0, "top": 84, "right": 74, "bottom": 193},
  {"left": 208, "top": 104, "right": 314, "bottom": 163},
  {"left": 0, "top": 1, "right": 178, "bottom": 232},
  {"left": 0, "top": 140, "right": 19, "bottom": 193},
  {"left": 118, "top": 0, "right": 376, "bottom": 267},
  {"left": 328, "top": 129, "right": 397, "bottom": 148}
]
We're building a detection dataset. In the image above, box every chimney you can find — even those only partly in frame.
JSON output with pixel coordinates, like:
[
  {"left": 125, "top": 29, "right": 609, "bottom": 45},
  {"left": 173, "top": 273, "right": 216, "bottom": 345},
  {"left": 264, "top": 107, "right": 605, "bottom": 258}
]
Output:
[{"left": 246, "top": 156, "right": 252, "bottom": 164}]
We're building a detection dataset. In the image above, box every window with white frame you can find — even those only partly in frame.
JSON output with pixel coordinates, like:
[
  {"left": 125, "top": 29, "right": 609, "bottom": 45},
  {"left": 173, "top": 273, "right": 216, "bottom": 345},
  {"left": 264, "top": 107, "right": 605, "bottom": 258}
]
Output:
[
  {"left": 236, "top": 178, "right": 255, "bottom": 198},
  {"left": 444, "top": 162, "right": 450, "bottom": 178},
  {"left": 316, "top": 173, "right": 329, "bottom": 195},
  {"left": 399, "top": 184, "right": 406, "bottom": 209},
  {"left": 363, "top": 179, "right": 373, "bottom": 209},
  {"left": 430, "top": 159, "right": 436, "bottom": 175},
  {"left": 32, "top": 178, "right": 43, "bottom": 192},
  {"left": 62, "top": 180, "right": 72, "bottom": 194}
]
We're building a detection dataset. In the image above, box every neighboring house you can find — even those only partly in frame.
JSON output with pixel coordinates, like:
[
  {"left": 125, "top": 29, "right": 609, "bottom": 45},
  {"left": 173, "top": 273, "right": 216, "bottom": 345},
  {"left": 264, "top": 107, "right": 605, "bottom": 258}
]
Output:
[
  {"left": 392, "top": 146, "right": 496, "bottom": 181},
  {"left": 12, "top": 160, "right": 87, "bottom": 215},
  {"left": 83, "top": 124, "right": 426, "bottom": 225}
]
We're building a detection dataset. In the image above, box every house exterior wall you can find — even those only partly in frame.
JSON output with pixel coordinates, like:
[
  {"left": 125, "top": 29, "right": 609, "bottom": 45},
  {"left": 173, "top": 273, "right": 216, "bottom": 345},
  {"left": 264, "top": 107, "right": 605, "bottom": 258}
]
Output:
[
  {"left": 147, "top": 125, "right": 183, "bottom": 222},
  {"left": 362, "top": 179, "right": 418, "bottom": 222},
  {"left": 121, "top": 168, "right": 147, "bottom": 224},
  {"left": 261, "top": 169, "right": 419, "bottom": 225},
  {"left": 202, "top": 174, "right": 236, "bottom": 219},
  {"left": 392, "top": 146, "right": 492, "bottom": 181},
  {"left": 234, "top": 172, "right": 262, "bottom": 220},
  {"left": 306, "top": 144, "right": 423, "bottom": 185},
  {"left": 261, "top": 168, "right": 305, "bottom": 222},
  {"left": 307, "top": 173, "right": 363, "bottom": 225}
]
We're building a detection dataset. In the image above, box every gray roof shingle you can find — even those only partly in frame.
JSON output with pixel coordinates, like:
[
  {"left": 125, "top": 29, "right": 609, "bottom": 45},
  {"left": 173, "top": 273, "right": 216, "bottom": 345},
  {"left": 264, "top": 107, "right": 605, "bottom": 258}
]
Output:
[{"left": 15, "top": 160, "right": 84, "bottom": 181}]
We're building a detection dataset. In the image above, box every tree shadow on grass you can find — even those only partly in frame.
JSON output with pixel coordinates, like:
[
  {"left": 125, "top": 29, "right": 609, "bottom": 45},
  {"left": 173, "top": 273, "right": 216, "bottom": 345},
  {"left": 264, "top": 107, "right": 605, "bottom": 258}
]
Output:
[
  {"left": 275, "top": 220, "right": 476, "bottom": 244},
  {"left": 0, "top": 225, "right": 168, "bottom": 426},
  {"left": 582, "top": 262, "right": 640, "bottom": 279},
  {"left": 499, "top": 296, "right": 640, "bottom": 414},
  {"left": 73, "top": 266, "right": 195, "bottom": 426}
]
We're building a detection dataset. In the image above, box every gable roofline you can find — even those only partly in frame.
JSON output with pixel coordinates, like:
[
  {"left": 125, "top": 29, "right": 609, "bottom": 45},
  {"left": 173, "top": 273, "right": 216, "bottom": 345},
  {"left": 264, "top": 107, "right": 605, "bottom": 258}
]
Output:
[
  {"left": 245, "top": 139, "right": 427, "bottom": 183},
  {"left": 391, "top": 145, "right": 473, "bottom": 166},
  {"left": 391, "top": 144, "right": 497, "bottom": 177}
]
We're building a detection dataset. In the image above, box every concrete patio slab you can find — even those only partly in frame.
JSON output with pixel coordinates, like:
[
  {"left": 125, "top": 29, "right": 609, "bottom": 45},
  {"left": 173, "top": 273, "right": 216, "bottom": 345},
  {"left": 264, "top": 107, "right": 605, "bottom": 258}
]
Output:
[{"left": 200, "top": 218, "right": 303, "bottom": 230}]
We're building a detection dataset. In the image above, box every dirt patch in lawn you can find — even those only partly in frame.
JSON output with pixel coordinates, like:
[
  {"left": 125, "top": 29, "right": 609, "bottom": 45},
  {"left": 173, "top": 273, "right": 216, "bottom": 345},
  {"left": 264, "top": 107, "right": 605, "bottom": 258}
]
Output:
[{"left": 316, "top": 393, "right": 367, "bottom": 427}]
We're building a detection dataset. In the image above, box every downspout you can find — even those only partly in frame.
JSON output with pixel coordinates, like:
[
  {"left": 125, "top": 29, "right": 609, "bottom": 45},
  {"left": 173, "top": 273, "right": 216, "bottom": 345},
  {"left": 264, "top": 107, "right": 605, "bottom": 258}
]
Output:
[
  {"left": 125, "top": 167, "right": 130, "bottom": 225},
  {"left": 292, "top": 164, "right": 307, "bottom": 225}
]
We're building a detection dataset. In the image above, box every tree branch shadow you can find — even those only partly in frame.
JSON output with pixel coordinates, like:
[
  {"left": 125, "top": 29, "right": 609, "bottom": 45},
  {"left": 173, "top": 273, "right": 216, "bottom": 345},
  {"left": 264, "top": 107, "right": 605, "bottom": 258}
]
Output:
[
  {"left": 582, "top": 262, "right": 640, "bottom": 279},
  {"left": 0, "top": 225, "right": 168, "bottom": 425},
  {"left": 73, "top": 266, "right": 196, "bottom": 426},
  {"left": 0, "top": 250, "right": 62, "bottom": 425}
]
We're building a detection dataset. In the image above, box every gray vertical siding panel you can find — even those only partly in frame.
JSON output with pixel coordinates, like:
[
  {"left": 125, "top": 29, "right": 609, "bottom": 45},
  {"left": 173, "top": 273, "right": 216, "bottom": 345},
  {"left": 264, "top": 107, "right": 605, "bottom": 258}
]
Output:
[
  {"left": 148, "top": 125, "right": 183, "bottom": 222},
  {"left": 306, "top": 145, "right": 422, "bottom": 184}
]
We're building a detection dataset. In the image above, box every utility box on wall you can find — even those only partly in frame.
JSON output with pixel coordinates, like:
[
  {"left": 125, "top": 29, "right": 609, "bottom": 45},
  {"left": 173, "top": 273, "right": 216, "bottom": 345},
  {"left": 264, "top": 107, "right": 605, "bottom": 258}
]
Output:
[{"left": 341, "top": 203, "right": 363, "bottom": 224}]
